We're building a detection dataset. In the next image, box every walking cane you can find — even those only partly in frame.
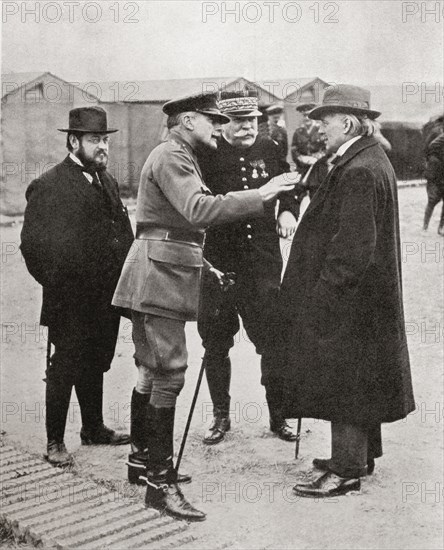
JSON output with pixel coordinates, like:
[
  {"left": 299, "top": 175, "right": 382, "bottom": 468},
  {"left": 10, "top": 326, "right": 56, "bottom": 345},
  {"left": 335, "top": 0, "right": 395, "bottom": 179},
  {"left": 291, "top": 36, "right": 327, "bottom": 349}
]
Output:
[
  {"left": 46, "top": 337, "right": 52, "bottom": 372},
  {"left": 175, "top": 271, "right": 236, "bottom": 472},
  {"left": 294, "top": 418, "right": 302, "bottom": 459}
]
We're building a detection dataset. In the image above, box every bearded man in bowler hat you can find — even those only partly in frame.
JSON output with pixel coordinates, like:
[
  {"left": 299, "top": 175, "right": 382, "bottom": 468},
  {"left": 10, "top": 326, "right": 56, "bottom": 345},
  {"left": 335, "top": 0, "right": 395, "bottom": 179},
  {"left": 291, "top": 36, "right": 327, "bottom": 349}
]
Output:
[
  {"left": 280, "top": 85, "right": 415, "bottom": 497},
  {"left": 21, "top": 107, "right": 134, "bottom": 466},
  {"left": 112, "top": 92, "right": 295, "bottom": 521}
]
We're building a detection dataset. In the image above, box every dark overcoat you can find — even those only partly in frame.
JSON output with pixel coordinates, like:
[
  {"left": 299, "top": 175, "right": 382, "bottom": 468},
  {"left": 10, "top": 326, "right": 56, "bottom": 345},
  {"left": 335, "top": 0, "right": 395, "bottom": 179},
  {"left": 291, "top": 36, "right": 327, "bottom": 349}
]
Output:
[
  {"left": 21, "top": 156, "right": 134, "bottom": 352},
  {"left": 280, "top": 137, "right": 415, "bottom": 425}
]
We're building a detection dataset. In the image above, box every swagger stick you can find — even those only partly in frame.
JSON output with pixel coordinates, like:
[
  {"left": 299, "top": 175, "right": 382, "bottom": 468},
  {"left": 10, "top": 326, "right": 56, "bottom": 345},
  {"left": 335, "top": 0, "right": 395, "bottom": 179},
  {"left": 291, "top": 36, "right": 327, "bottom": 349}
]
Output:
[
  {"left": 175, "top": 272, "right": 236, "bottom": 472},
  {"left": 294, "top": 418, "right": 302, "bottom": 459}
]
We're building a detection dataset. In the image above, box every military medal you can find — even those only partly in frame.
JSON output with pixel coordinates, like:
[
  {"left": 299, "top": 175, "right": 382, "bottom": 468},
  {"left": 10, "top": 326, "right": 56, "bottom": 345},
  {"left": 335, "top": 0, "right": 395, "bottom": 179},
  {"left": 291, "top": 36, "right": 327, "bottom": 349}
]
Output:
[{"left": 257, "top": 160, "right": 268, "bottom": 178}]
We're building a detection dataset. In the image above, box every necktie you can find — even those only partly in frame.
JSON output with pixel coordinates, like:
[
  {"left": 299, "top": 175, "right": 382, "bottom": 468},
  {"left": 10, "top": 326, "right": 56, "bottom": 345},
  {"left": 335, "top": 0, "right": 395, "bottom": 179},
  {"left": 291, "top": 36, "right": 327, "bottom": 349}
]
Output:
[{"left": 83, "top": 168, "right": 102, "bottom": 190}]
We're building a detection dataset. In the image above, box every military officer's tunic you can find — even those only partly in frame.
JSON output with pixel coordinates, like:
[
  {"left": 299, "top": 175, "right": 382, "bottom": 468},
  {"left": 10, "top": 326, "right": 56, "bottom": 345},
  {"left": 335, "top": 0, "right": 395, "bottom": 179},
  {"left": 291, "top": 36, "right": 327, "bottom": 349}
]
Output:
[
  {"left": 197, "top": 135, "right": 297, "bottom": 358},
  {"left": 112, "top": 130, "right": 265, "bottom": 381}
]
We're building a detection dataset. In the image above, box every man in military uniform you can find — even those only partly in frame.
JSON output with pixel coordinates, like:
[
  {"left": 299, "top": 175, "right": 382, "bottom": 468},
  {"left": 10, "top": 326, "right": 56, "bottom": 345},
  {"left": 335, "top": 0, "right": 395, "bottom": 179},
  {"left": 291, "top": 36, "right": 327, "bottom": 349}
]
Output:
[
  {"left": 21, "top": 107, "right": 134, "bottom": 467},
  {"left": 265, "top": 103, "right": 288, "bottom": 162},
  {"left": 112, "top": 92, "right": 296, "bottom": 521},
  {"left": 197, "top": 91, "right": 299, "bottom": 446},
  {"left": 291, "top": 103, "right": 326, "bottom": 176}
]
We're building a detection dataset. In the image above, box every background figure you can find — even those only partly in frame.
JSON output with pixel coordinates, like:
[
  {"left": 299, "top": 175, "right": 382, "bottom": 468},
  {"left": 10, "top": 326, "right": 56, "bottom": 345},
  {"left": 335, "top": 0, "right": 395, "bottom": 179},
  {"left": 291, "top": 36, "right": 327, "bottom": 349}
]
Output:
[
  {"left": 423, "top": 132, "right": 444, "bottom": 235},
  {"left": 198, "top": 91, "right": 299, "bottom": 446},
  {"left": 20, "top": 107, "right": 134, "bottom": 467},
  {"left": 280, "top": 85, "right": 415, "bottom": 498},
  {"left": 265, "top": 103, "right": 289, "bottom": 163},
  {"left": 291, "top": 103, "right": 326, "bottom": 177},
  {"left": 112, "top": 92, "right": 296, "bottom": 521}
]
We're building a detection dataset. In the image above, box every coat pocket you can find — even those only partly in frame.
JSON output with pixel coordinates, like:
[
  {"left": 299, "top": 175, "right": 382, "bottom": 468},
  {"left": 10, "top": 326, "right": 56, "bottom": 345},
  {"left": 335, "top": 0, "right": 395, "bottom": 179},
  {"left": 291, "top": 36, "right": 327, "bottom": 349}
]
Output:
[{"left": 141, "top": 241, "right": 203, "bottom": 319}]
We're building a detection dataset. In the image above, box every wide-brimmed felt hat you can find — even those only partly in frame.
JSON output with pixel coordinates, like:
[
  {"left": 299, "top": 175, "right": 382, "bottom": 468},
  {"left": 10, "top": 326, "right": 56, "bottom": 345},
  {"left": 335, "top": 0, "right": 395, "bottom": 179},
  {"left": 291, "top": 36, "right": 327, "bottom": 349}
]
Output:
[
  {"left": 309, "top": 85, "right": 381, "bottom": 120},
  {"left": 218, "top": 90, "right": 262, "bottom": 118},
  {"left": 163, "top": 92, "right": 230, "bottom": 124},
  {"left": 58, "top": 106, "right": 118, "bottom": 133}
]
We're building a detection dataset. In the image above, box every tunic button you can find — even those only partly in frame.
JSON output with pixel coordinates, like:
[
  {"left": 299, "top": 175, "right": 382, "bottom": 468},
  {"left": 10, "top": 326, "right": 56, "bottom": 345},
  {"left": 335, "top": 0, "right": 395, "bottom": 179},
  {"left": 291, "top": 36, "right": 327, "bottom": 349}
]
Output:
[
  {"left": 242, "top": 177, "right": 247, "bottom": 182},
  {"left": 247, "top": 224, "right": 252, "bottom": 229},
  {"left": 241, "top": 167, "right": 246, "bottom": 172},
  {"left": 243, "top": 185, "right": 249, "bottom": 190},
  {"left": 247, "top": 235, "right": 252, "bottom": 240},
  {"left": 240, "top": 157, "right": 245, "bottom": 161}
]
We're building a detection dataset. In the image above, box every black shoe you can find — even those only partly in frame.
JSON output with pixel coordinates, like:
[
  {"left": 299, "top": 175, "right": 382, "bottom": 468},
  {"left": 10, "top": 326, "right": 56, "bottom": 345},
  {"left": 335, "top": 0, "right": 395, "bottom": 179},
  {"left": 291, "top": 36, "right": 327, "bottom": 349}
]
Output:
[
  {"left": 202, "top": 416, "right": 231, "bottom": 445},
  {"left": 313, "top": 457, "right": 375, "bottom": 475},
  {"left": 80, "top": 424, "right": 130, "bottom": 446},
  {"left": 45, "top": 441, "right": 73, "bottom": 467},
  {"left": 270, "top": 420, "right": 298, "bottom": 442},
  {"left": 127, "top": 453, "right": 191, "bottom": 485},
  {"left": 293, "top": 471, "right": 361, "bottom": 498},
  {"left": 145, "top": 473, "right": 206, "bottom": 522}
]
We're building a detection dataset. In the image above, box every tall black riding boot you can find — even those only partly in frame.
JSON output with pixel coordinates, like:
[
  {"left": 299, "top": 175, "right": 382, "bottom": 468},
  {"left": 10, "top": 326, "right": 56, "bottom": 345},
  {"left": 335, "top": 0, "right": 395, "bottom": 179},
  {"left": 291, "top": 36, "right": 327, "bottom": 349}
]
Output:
[
  {"left": 127, "top": 388, "right": 151, "bottom": 484},
  {"left": 203, "top": 352, "right": 231, "bottom": 445},
  {"left": 145, "top": 407, "right": 206, "bottom": 522},
  {"left": 127, "top": 389, "right": 191, "bottom": 485}
]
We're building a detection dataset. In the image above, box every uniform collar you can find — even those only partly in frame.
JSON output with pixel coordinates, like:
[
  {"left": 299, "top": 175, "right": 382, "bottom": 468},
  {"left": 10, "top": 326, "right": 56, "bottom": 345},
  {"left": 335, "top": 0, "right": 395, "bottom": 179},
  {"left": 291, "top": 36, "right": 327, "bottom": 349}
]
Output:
[{"left": 168, "top": 129, "right": 198, "bottom": 159}]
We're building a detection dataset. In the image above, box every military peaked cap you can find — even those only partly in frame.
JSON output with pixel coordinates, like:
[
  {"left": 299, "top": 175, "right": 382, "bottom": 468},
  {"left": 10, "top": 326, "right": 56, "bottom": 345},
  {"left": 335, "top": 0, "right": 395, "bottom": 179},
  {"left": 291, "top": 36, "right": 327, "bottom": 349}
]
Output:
[{"left": 163, "top": 92, "right": 230, "bottom": 124}]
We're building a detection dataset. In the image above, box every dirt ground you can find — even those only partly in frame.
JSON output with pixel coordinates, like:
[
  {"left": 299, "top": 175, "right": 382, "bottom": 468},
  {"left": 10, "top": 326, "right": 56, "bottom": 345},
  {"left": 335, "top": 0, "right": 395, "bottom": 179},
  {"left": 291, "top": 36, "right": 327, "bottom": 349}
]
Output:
[{"left": 1, "top": 186, "right": 443, "bottom": 550}]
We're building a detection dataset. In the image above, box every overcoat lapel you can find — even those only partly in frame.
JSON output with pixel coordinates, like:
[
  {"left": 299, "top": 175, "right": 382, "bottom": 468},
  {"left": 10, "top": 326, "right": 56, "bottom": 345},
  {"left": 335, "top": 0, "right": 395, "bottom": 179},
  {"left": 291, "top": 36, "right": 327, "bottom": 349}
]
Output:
[
  {"left": 62, "top": 156, "right": 99, "bottom": 205},
  {"left": 302, "top": 137, "right": 380, "bottom": 219}
]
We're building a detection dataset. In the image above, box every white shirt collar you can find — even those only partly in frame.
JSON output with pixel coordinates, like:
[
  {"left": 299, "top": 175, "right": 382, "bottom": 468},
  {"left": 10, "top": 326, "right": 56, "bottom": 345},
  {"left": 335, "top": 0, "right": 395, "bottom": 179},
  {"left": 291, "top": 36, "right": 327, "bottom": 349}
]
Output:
[
  {"left": 69, "top": 153, "right": 94, "bottom": 184},
  {"left": 336, "top": 135, "right": 361, "bottom": 157},
  {"left": 69, "top": 152, "right": 83, "bottom": 167}
]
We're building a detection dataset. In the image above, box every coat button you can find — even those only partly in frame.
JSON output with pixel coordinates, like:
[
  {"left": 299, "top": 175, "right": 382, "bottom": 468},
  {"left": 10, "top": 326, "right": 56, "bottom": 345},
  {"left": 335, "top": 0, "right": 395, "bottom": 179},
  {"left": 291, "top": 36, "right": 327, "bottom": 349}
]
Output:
[
  {"left": 240, "top": 157, "right": 245, "bottom": 161},
  {"left": 247, "top": 224, "right": 252, "bottom": 229},
  {"left": 242, "top": 177, "right": 247, "bottom": 182},
  {"left": 243, "top": 185, "right": 249, "bottom": 190},
  {"left": 241, "top": 167, "right": 246, "bottom": 172},
  {"left": 247, "top": 235, "right": 252, "bottom": 240}
]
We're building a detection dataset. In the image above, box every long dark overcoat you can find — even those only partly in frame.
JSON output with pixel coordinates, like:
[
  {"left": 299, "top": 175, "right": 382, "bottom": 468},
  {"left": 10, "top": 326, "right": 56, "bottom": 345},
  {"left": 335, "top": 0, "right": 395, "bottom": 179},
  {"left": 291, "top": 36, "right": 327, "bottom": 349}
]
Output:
[
  {"left": 21, "top": 155, "right": 133, "bottom": 369},
  {"left": 280, "top": 137, "right": 415, "bottom": 425}
]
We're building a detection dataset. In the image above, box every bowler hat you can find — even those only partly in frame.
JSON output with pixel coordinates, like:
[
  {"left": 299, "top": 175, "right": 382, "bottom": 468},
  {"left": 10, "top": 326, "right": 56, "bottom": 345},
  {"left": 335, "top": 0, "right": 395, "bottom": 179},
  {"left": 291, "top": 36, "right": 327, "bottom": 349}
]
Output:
[
  {"left": 58, "top": 106, "right": 118, "bottom": 133},
  {"left": 296, "top": 103, "right": 317, "bottom": 113},
  {"left": 309, "top": 85, "right": 381, "bottom": 120},
  {"left": 163, "top": 92, "right": 230, "bottom": 124},
  {"left": 218, "top": 90, "right": 262, "bottom": 118}
]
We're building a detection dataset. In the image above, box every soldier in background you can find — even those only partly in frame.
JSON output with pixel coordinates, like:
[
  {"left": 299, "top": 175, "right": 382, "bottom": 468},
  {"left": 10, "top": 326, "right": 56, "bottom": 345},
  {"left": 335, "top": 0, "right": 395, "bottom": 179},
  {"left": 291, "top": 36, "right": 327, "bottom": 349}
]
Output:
[
  {"left": 291, "top": 103, "right": 326, "bottom": 177},
  {"left": 423, "top": 131, "right": 444, "bottom": 235},
  {"left": 265, "top": 103, "right": 289, "bottom": 162}
]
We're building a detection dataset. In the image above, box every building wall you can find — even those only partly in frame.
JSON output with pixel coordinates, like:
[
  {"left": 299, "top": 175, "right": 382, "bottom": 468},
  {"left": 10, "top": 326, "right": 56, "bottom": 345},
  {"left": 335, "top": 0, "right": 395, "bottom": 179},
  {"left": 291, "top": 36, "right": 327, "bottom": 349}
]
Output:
[{"left": 1, "top": 75, "right": 98, "bottom": 214}]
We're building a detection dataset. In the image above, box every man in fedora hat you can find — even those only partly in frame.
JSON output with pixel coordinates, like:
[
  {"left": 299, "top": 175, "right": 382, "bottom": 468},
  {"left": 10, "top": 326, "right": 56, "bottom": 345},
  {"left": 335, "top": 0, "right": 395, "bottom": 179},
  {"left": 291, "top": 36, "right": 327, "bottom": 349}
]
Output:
[
  {"left": 21, "top": 106, "right": 134, "bottom": 467},
  {"left": 112, "top": 92, "right": 296, "bottom": 521},
  {"left": 197, "top": 90, "right": 300, "bottom": 447},
  {"left": 291, "top": 102, "right": 326, "bottom": 176},
  {"left": 280, "top": 84, "right": 415, "bottom": 497}
]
